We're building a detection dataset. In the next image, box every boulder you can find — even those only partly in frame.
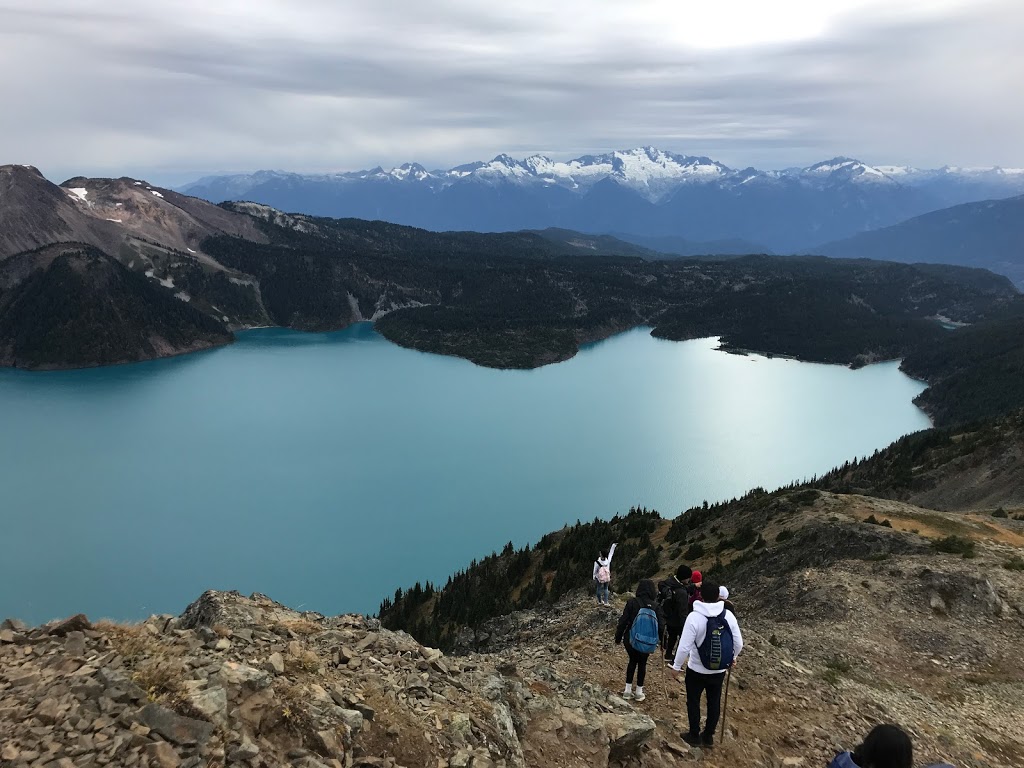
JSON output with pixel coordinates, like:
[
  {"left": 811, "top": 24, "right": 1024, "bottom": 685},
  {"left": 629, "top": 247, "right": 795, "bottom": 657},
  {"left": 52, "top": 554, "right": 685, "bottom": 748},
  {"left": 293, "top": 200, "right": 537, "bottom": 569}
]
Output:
[
  {"left": 137, "top": 703, "right": 215, "bottom": 747},
  {"left": 187, "top": 685, "right": 229, "bottom": 727},
  {"left": 33, "top": 697, "right": 61, "bottom": 725},
  {"left": 48, "top": 614, "right": 92, "bottom": 636},
  {"left": 600, "top": 711, "right": 657, "bottom": 761},
  {"left": 228, "top": 734, "right": 260, "bottom": 762},
  {"left": 337, "top": 709, "right": 364, "bottom": 734},
  {"left": 264, "top": 651, "right": 285, "bottom": 675},
  {"left": 146, "top": 740, "right": 181, "bottom": 768},
  {"left": 236, "top": 687, "right": 277, "bottom": 732},
  {"left": 213, "top": 661, "right": 272, "bottom": 692}
]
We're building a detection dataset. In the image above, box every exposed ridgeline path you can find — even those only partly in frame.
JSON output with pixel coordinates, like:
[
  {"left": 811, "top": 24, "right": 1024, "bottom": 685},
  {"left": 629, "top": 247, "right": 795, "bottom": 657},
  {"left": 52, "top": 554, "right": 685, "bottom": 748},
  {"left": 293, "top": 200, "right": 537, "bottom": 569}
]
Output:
[{"left": 377, "top": 410, "right": 1024, "bottom": 767}]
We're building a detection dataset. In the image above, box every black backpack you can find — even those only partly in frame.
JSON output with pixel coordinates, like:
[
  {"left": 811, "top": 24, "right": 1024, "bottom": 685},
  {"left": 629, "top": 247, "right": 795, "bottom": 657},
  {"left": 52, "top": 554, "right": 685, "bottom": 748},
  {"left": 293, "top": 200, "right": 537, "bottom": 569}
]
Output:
[{"left": 659, "top": 581, "right": 688, "bottom": 626}]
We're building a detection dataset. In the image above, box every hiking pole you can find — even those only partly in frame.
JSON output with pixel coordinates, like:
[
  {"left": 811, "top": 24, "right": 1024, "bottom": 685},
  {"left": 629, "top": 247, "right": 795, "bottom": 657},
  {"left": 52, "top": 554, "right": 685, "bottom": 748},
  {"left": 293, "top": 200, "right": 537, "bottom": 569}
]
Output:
[{"left": 719, "top": 668, "right": 732, "bottom": 742}]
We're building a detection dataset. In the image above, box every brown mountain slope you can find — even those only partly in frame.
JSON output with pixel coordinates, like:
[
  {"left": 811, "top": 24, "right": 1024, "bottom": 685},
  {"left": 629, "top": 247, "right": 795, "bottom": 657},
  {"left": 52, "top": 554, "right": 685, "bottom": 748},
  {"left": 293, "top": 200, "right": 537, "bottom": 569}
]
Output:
[
  {"left": 0, "top": 165, "right": 122, "bottom": 258},
  {"left": 0, "top": 165, "right": 267, "bottom": 264},
  {"left": 816, "top": 409, "right": 1024, "bottom": 512},
  {"left": 57, "top": 174, "right": 267, "bottom": 264}
]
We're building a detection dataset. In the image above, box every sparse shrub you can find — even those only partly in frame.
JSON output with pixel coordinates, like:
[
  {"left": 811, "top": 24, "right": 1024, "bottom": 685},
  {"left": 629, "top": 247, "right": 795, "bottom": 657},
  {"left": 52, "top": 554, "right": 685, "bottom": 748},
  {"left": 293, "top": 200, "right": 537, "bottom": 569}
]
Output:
[
  {"left": 133, "top": 657, "right": 187, "bottom": 702},
  {"left": 684, "top": 542, "right": 705, "bottom": 560},
  {"left": 286, "top": 648, "right": 321, "bottom": 674},
  {"left": 776, "top": 529, "right": 793, "bottom": 542},
  {"left": 864, "top": 514, "right": 892, "bottom": 527},
  {"left": 281, "top": 619, "right": 321, "bottom": 636},
  {"left": 768, "top": 634, "right": 781, "bottom": 647},
  {"left": 276, "top": 683, "right": 321, "bottom": 745},
  {"left": 932, "top": 535, "right": 976, "bottom": 559},
  {"left": 1003, "top": 556, "right": 1024, "bottom": 571},
  {"left": 791, "top": 489, "right": 819, "bottom": 507},
  {"left": 992, "top": 507, "right": 1008, "bottom": 518},
  {"left": 822, "top": 656, "right": 853, "bottom": 686},
  {"left": 864, "top": 552, "right": 890, "bottom": 562}
]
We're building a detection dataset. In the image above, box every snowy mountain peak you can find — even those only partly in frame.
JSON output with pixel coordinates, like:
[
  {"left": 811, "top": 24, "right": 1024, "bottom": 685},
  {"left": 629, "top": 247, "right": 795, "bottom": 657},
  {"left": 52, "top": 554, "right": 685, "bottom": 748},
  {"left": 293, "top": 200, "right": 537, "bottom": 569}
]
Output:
[
  {"left": 803, "top": 157, "right": 896, "bottom": 185},
  {"left": 388, "top": 162, "right": 431, "bottom": 181}
]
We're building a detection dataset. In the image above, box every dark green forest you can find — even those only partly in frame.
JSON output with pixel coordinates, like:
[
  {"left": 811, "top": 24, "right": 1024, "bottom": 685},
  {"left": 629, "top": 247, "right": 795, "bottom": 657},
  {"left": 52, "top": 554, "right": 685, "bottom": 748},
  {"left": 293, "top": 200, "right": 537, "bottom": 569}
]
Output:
[
  {"left": 199, "top": 214, "right": 1023, "bottom": 424},
  {"left": 0, "top": 244, "right": 230, "bottom": 368}
]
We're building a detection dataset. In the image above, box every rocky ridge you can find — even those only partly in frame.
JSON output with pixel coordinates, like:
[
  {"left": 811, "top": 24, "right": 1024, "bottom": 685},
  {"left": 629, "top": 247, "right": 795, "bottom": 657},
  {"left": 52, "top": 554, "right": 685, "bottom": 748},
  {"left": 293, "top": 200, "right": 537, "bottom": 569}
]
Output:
[{"left": 0, "top": 591, "right": 656, "bottom": 768}]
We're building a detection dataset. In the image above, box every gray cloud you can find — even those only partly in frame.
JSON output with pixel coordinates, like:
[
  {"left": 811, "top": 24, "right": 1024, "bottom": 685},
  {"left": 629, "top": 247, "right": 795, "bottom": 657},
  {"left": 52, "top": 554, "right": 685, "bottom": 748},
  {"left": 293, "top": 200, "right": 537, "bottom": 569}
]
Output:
[{"left": 1, "top": 0, "right": 1021, "bottom": 184}]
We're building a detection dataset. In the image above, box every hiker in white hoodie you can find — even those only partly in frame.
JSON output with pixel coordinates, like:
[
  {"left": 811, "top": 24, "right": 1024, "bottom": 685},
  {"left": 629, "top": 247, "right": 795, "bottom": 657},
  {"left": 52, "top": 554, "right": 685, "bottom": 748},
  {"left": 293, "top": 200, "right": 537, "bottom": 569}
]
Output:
[
  {"left": 670, "top": 579, "right": 742, "bottom": 749},
  {"left": 592, "top": 542, "right": 617, "bottom": 606}
]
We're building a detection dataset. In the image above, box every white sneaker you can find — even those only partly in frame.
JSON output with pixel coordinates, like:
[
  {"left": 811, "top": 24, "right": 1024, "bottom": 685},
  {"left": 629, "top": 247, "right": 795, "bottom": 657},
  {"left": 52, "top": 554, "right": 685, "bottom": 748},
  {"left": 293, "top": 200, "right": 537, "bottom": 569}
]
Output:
[
  {"left": 633, "top": 687, "right": 646, "bottom": 702},
  {"left": 622, "top": 687, "right": 633, "bottom": 699}
]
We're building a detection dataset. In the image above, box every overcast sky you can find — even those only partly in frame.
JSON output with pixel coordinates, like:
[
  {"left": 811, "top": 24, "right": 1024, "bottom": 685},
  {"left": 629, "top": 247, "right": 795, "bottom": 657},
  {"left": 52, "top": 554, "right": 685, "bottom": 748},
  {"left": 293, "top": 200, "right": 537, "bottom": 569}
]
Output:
[{"left": 2, "top": 0, "right": 1022, "bottom": 184}]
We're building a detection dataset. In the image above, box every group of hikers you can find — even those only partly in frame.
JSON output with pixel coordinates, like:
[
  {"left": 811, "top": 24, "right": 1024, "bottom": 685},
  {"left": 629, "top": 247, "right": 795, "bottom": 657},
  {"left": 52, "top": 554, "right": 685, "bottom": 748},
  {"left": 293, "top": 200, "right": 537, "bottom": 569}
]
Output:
[{"left": 594, "top": 545, "right": 956, "bottom": 767}]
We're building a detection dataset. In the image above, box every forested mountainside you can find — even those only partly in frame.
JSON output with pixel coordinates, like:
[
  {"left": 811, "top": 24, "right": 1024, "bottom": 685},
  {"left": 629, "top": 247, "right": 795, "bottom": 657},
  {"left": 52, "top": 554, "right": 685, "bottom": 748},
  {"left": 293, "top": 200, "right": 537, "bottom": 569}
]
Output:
[
  {"left": 207, "top": 206, "right": 1018, "bottom": 372},
  {"left": 5, "top": 165, "right": 1024, "bottom": 425},
  {"left": 900, "top": 304, "right": 1024, "bottom": 425},
  {"left": 0, "top": 244, "right": 230, "bottom": 369},
  {"left": 818, "top": 194, "right": 1024, "bottom": 288},
  {"left": 816, "top": 409, "right": 1024, "bottom": 512}
]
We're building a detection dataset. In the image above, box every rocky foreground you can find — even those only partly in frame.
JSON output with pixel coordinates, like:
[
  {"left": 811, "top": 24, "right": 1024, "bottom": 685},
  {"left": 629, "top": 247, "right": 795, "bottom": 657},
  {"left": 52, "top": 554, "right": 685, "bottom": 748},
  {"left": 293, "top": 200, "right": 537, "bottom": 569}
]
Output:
[
  {"left": 0, "top": 589, "right": 656, "bottom": 768},
  {"left": 2, "top": 494, "right": 1023, "bottom": 768}
]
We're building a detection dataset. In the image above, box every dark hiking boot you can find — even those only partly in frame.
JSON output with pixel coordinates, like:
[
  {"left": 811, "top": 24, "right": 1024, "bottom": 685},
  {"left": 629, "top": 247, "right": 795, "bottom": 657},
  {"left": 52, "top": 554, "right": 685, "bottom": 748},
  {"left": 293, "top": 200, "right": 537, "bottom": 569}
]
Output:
[
  {"left": 701, "top": 733, "right": 715, "bottom": 748},
  {"left": 682, "top": 732, "right": 702, "bottom": 747}
]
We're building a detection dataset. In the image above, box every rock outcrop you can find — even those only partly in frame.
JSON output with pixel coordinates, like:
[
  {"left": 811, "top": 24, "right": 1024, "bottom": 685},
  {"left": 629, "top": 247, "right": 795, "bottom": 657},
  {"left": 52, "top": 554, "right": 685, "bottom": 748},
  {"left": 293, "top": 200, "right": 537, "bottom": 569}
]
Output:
[{"left": 0, "top": 591, "right": 656, "bottom": 768}]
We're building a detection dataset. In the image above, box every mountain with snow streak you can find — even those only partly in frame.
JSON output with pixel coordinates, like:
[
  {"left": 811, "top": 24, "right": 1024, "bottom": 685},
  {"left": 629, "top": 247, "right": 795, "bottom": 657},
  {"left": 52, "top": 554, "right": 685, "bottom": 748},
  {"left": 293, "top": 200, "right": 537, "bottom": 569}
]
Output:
[{"left": 180, "top": 148, "right": 1024, "bottom": 252}]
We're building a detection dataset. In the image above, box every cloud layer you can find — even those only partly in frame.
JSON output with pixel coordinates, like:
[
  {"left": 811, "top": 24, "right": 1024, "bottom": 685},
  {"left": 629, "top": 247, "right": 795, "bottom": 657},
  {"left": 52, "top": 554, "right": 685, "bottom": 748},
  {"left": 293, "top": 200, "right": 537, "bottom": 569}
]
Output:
[{"left": 2, "top": 0, "right": 1021, "bottom": 183}]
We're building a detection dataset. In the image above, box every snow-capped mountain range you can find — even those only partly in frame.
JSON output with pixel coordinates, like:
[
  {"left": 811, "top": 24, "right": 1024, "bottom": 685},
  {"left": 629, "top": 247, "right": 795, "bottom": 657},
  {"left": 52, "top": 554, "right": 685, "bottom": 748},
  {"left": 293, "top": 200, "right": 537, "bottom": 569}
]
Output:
[{"left": 181, "top": 147, "right": 1024, "bottom": 252}]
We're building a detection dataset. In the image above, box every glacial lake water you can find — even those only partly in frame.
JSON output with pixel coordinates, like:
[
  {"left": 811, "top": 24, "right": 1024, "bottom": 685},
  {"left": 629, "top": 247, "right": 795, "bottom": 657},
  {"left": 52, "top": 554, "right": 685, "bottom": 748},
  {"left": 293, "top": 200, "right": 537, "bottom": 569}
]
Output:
[{"left": 0, "top": 325, "right": 930, "bottom": 625}]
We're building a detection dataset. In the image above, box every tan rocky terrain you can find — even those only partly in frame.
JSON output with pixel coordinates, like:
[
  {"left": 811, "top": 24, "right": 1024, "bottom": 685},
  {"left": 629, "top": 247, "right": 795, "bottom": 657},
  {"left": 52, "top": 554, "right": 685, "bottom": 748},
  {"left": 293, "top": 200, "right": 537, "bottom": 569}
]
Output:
[
  {"left": 0, "top": 166, "right": 265, "bottom": 265},
  {"left": 2, "top": 492, "right": 1021, "bottom": 768}
]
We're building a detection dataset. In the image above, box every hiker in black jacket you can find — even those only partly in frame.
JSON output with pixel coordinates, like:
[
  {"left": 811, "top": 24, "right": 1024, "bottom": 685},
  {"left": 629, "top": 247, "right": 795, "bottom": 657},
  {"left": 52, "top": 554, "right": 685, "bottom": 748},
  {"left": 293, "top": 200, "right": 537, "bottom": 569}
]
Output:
[
  {"left": 657, "top": 565, "right": 692, "bottom": 662},
  {"left": 614, "top": 579, "right": 665, "bottom": 702}
]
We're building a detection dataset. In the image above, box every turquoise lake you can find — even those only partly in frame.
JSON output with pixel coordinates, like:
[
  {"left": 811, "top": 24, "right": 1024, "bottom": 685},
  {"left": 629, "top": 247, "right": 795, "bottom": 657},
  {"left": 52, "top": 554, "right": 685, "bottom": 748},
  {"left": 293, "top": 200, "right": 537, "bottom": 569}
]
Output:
[{"left": 0, "top": 325, "right": 930, "bottom": 624}]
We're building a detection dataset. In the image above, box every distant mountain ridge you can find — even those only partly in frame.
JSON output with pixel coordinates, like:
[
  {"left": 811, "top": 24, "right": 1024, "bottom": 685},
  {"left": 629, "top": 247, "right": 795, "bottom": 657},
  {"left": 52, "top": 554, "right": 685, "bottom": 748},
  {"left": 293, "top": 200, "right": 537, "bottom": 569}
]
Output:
[
  {"left": 180, "top": 148, "right": 1024, "bottom": 252},
  {"left": 818, "top": 194, "right": 1024, "bottom": 288}
]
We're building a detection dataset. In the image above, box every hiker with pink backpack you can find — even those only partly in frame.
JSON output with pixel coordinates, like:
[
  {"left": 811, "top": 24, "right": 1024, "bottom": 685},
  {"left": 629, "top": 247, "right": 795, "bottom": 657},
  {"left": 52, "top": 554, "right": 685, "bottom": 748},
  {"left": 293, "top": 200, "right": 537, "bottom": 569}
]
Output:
[
  {"left": 614, "top": 578, "right": 665, "bottom": 702},
  {"left": 593, "top": 542, "right": 617, "bottom": 606}
]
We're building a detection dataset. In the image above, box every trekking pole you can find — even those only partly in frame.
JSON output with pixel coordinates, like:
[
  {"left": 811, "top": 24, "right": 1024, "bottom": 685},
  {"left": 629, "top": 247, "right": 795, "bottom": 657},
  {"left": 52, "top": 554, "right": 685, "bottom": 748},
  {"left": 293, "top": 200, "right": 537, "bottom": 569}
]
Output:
[{"left": 719, "top": 668, "right": 732, "bottom": 742}]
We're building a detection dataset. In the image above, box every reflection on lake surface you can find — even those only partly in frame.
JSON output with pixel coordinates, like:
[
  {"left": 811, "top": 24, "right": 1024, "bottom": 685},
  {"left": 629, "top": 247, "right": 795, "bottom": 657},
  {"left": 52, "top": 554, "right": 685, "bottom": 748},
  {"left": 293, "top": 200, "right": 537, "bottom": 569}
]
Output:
[{"left": 0, "top": 325, "right": 929, "bottom": 623}]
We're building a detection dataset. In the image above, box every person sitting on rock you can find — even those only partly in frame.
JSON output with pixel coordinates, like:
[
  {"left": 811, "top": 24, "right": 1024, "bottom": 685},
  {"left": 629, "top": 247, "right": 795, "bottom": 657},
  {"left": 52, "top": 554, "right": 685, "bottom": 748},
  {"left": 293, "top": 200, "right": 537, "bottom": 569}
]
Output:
[
  {"left": 614, "top": 578, "right": 665, "bottom": 702},
  {"left": 658, "top": 565, "right": 692, "bottom": 662},
  {"left": 593, "top": 542, "right": 617, "bottom": 606},
  {"left": 828, "top": 723, "right": 913, "bottom": 768},
  {"left": 671, "top": 579, "right": 742, "bottom": 749}
]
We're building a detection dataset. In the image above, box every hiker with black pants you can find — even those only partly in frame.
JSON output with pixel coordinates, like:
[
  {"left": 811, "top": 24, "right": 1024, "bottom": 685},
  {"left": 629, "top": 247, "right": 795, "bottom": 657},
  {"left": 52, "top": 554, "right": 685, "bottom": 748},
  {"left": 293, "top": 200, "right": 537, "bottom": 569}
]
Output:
[
  {"left": 614, "top": 579, "right": 665, "bottom": 702},
  {"left": 593, "top": 542, "right": 617, "bottom": 606},
  {"left": 670, "top": 580, "right": 743, "bottom": 748},
  {"left": 657, "top": 565, "right": 692, "bottom": 662}
]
